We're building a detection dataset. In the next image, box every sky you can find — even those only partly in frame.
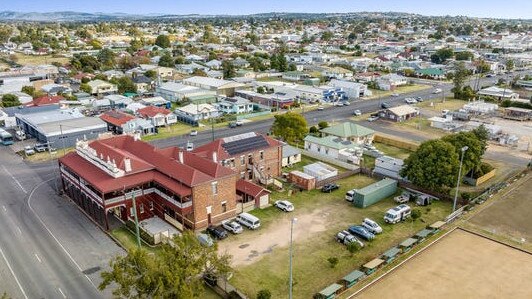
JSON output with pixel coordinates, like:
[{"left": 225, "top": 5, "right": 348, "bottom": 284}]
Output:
[{"left": 3, "top": 0, "right": 532, "bottom": 19}]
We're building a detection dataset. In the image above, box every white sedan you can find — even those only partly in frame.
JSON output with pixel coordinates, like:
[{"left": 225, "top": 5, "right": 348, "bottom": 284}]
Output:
[
  {"left": 221, "top": 220, "right": 243, "bottom": 234},
  {"left": 274, "top": 200, "right": 294, "bottom": 212}
]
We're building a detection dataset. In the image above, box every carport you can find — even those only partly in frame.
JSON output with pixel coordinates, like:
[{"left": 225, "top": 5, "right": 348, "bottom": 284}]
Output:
[
  {"left": 363, "top": 258, "right": 385, "bottom": 275},
  {"left": 399, "top": 237, "right": 418, "bottom": 253},
  {"left": 317, "top": 283, "right": 343, "bottom": 299},
  {"left": 381, "top": 247, "right": 401, "bottom": 264},
  {"left": 342, "top": 270, "right": 365, "bottom": 288}
]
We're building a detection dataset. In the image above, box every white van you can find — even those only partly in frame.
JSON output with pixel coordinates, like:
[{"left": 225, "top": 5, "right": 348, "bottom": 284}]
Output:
[
  {"left": 345, "top": 189, "right": 356, "bottom": 202},
  {"left": 362, "top": 218, "right": 383, "bottom": 234},
  {"left": 236, "top": 212, "right": 261, "bottom": 230}
]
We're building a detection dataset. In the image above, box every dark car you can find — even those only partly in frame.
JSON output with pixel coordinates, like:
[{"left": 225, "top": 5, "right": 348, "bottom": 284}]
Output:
[
  {"left": 321, "top": 183, "right": 340, "bottom": 193},
  {"left": 229, "top": 122, "right": 237, "bottom": 128},
  {"left": 348, "top": 225, "right": 375, "bottom": 241},
  {"left": 381, "top": 102, "right": 391, "bottom": 109},
  {"left": 206, "top": 226, "right": 228, "bottom": 240}
]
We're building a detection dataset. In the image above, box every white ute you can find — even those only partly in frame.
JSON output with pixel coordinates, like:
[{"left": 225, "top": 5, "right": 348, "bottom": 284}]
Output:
[{"left": 384, "top": 204, "right": 411, "bottom": 224}]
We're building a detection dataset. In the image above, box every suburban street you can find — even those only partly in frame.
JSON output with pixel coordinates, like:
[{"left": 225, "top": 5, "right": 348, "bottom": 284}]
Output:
[{"left": 0, "top": 147, "right": 123, "bottom": 299}]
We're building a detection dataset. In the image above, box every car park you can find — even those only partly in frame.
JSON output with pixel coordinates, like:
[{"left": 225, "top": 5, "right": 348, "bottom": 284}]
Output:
[
  {"left": 321, "top": 183, "right": 339, "bottom": 193},
  {"left": 189, "top": 130, "right": 198, "bottom": 136},
  {"left": 206, "top": 226, "right": 228, "bottom": 240},
  {"left": 384, "top": 204, "right": 411, "bottom": 224},
  {"left": 348, "top": 225, "right": 375, "bottom": 241},
  {"left": 353, "top": 109, "right": 362, "bottom": 116},
  {"left": 24, "top": 146, "right": 35, "bottom": 156},
  {"left": 336, "top": 230, "right": 364, "bottom": 247},
  {"left": 361, "top": 218, "right": 383, "bottom": 234},
  {"left": 367, "top": 116, "right": 379, "bottom": 122},
  {"left": 236, "top": 212, "right": 261, "bottom": 230},
  {"left": 274, "top": 200, "right": 294, "bottom": 212},
  {"left": 221, "top": 220, "right": 243, "bottom": 234}
]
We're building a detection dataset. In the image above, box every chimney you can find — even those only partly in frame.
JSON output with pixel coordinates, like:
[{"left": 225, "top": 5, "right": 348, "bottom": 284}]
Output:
[
  {"left": 212, "top": 151, "right": 218, "bottom": 163},
  {"left": 124, "top": 157, "right": 132, "bottom": 172},
  {"left": 178, "top": 151, "right": 184, "bottom": 164}
]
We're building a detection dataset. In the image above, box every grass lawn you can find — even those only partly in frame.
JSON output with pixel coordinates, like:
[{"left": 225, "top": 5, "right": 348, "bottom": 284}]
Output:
[
  {"left": 283, "top": 154, "right": 325, "bottom": 173},
  {"left": 373, "top": 142, "right": 413, "bottom": 160},
  {"left": 392, "top": 117, "right": 448, "bottom": 139},
  {"left": 232, "top": 175, "right": 452, "bottom": 298},
  {"left": 367, "top": 84, "right": 431, "bottom": 99},
  {"left": 415, "top": 97, "right": 467, "bottom": 112},
  {"left": 110, "top": 226, "right": 161, "bottom": 255},
  {"left": 141, "top": 123, "right": 195, "bottom": 141},
  {"left": 13, "top": 53, "right": 70, "bottom": 66},
  {"left": 23, "top": 147, "right": 75, "bottom": 163}
]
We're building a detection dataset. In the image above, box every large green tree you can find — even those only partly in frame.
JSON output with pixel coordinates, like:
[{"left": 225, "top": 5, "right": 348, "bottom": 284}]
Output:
[
  {"left": 442, "top": 131, "right": 484, "bottom": 175},
  {"left": 400, "top": 139, "right": 460, "bottom": 191},
  {"left": 430, "top": 48, "right": 454, "bottom": 64},
  {"left": 271, "top": 112, "right": 308, "bottom": 143},
  {"left": 158, "top": 52, "right": 175, "bottom": 67},
  {"left": 155, "top": 34, "right": 171, "bottom": 48},
  {"left": 117, "top": 77, "right": 137, "bottom": 94},
  {"left": 99, "top": 231, "right": 231, "bottom": 299},
  {"left": 222, "top": 60, "right": 236, "bottom": 79},
  {"left": 97, "top": 49, "right": 116, "bottom": 70},
  {"left": 451, "top": 61, "right": 468, "bottom": 99}
]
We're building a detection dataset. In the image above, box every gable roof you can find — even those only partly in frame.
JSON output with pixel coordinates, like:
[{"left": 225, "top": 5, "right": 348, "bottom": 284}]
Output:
[
  {"left": 137, "top": 106, "right": 172, "bottom": 118},
  {"left": 387, "top": 105, "right": 419, "bottom": 116},
  {"left": 321, "top": 122, "right": 375, "bottom": 138},
  {"left": 30, "top": 95, "right": 65, "bottom": 107},
  {"left": 100, "top": 110, "right": 135, "bottom": 126},
  {"left": 304, "top": 135, "right": 360, "bottom": 150},
  {"left": 193, "top": 132, "right": 281, "bottom": 160}
]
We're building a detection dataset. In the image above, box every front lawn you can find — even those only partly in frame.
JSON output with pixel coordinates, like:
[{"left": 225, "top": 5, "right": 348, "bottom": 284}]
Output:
[
  {"left": 373, "top": 142, "right": 413, "bottom": 160},
  {"left": 141, "top": 123, "right": 195, "bottom": 141},
  {"left": 230, "top": 175, "right": 452, "bottom": 298},
  {"left": 367, "top": 84, "right": 431, "bottom": 99}
]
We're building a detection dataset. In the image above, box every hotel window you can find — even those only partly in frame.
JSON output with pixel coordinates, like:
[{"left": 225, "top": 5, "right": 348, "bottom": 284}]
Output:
[
  {"left": 149, "top": 201, "right": 154, "bottom": 211},
  {"left": 240, "top": 155, "right": 245, "bottom": 164},
  {"left": 140, "top": 203, "right": 144, "bottom": 214},
  {"left": 221, "top": 201, "right": 227, "bottom": 213},
  {"left": 211, "top": 182, "right": 218, "bottom": 195},
  {"left": 260, "top": 151, "right": 264, "bottom": 160}
]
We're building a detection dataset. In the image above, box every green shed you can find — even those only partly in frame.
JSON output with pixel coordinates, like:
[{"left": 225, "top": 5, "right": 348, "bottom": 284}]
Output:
[
  {"left": 353, "top": 178, "right": 398, "bottom": 208},
  {"left": 381, "top": 247, "right": 401, "bottom": 264},
  {"left": 342, "top": 270, "right": 365, "bottom": 288},
  {"left": 317, "top": 283, "right": 343, "bottom": 299}
]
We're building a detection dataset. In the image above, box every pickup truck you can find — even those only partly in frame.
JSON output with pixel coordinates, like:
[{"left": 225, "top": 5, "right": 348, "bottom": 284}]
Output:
[{"left": 336, "top": 230, "right": 364, "bottom": 247}]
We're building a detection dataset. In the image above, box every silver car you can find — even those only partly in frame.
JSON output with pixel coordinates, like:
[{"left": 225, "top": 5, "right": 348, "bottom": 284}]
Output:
[{"left": 221, "top": 220, "right": 243, "bottom": 234}]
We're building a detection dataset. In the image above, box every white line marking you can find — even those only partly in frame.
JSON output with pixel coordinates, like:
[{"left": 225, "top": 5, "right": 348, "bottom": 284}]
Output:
[
  {"left": 0, "top": 246, "right": 29, "bottom": 299},
  {"left": 2, "top": 205, "right": 6, "bottom": 212},
  {"left": 16, "top": 226, "right": 22, "bottom": 235},
  {"left": 34, "top": 253, "right": 42, "bottom": 263},
  {"left": 2, "top": 165, "right": 28, "bottom": 194},
  {"left": 27, "top": 179, "right": 99, "bottom": 291},
  {"left": 58, "top": 287, "right": 66, "bottom": 298}
]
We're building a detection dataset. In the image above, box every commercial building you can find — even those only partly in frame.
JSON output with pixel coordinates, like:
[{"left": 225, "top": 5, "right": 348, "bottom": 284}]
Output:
[
  {"left": 15, "top": 107, "right": 107, "bottom": 148},
  {"left": 58, "top": 136, "right": 239, "bottom": 230}
]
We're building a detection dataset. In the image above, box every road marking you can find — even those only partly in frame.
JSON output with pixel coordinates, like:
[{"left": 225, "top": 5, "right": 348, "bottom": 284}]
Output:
[
  {"left": 34, "top": 253, "right": 42, "bottom": 263},
  {"left": 27, "top": 179, "right": 99, "bottom": 291},
  {"left": 58, "top": 287, "right": 66, "bottom": 298},
  {"left": 2, "top": 165, "right": 28, "bottom": 194},
  {"left": 0, "top": 246, "right": 29, "bottom": 299},
  {"left": 16, "top": 226, "right": 22, "bottom": 235},
  {"left": 2, "top": 205, "right": 6, "bottom": 212}
]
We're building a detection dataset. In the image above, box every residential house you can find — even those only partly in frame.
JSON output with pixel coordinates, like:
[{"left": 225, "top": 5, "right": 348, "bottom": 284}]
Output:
[
  {"left": 376, "top": 74, "right": 408, "bottom": 91},
  {"left": 282, "top": 144, "right": 302, "bottom": 167},
  {"left": 28, "top": 95, "right": 65, "bottom": 107},
  {"left": 415, "top": 68, "right": 446, "bottom": 80},
  {"left": 58, "top": 136, "right": 239, "bottom": 230},
  {"left": 104, "top": 94, "right": 133, "bottom": 109},
  {"left": 174, "top": 103, "right": 220, "bottom": 124},
  {"left": 87, "top": 80, "right": 118, "bottom": 95},
  {"left": 206, "top": 59, "right": 222, "bottom": 70},
  {"left": 132, "top": 75, "right": 153, "bottom": 94},
  {"left": 282, "top": 71, "right": 309, "bottom": 82},
  {"left": 374, "top": 156, "right": 405, "bottom": 180},
  {"left": 140, "top": 96, "right": 171, "bottom": 109},
  {"left": 478, "top": 86, "right": 519, "bottom": 100},
  {"left": 216, "top": 96, "right": 254, "bottom": 114},
  {"left": 320, "top": 122, "right": 375, "bottom": 144},
  {"left": 41, "top": 83, "right": 72, "bottom": 96},
  {"left": 235, "top": 90, "right": 294, "bottom": 108},
  {"left": 304, "top": 135, "right": 362, "bottom": 165},
  {"left": 100, "top": 110, "right": 155, "bottom": 135},
  {"left": 321, "top": 66, "right": 353, "bottom": 79},
  {"left": 379, "top": 105, "right": 419, "bottom": 122},
  {"left": 137, "top": 106, "right": 177, "bottom": 127}
]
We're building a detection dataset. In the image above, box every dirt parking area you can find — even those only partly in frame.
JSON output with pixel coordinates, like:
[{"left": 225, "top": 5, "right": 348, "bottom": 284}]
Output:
[
  {"left": 466, "top": 173, "right": 532, "bottom": 246},
  {"left": 355, "top": 229, "right": 532, "bottom": 299}
]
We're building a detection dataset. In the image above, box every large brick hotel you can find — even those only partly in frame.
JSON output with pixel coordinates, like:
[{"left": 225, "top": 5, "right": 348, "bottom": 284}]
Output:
[{"left": 58, "top": 133, "right": 278, "bottom": 231}]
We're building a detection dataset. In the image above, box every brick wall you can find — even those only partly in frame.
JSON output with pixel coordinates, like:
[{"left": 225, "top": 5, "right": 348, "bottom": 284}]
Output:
[{"left": 225, "top": 146, "right": 282, "bottom": 181}]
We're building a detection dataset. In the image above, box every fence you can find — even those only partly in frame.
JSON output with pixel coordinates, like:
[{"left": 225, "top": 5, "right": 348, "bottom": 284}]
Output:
[
  {"left": 315, "top": 170, "right": 358, "bottom": 188},
  {"left": 302, "top": 149, "right": 360, "bottom": 171},
  {"left": 463, "top": 169, "right": 496, "bottom": 186},
  {"left": 374, "top": 134, "right": 419, "bottom": 151}
]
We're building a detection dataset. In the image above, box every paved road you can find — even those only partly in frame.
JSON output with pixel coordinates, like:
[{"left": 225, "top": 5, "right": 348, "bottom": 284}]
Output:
[
  {"left": 151, "top": 72, "right": 526, "bottom": 150},
  {"left": 0, "top": 147, "right": 123, "bottom": 299}
]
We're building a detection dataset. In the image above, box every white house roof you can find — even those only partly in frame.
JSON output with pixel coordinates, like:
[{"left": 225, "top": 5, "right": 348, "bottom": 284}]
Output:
[
  {"left": 182, "top": 76, "right": 244, "bottom": 89},
  {"left": 478, "top": 86, "right": 518, "bottom": 98},
  {"left": 176, "top": 103, "right": 218, "bottom": 115},
  {"left": 387, "top": 105, "right": 418, "bottom": 116}
]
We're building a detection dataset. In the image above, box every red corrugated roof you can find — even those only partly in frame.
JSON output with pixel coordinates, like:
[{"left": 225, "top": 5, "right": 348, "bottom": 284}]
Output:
[
  {"left": 30, "top": 95, "right": 65, "bottom": 106},
  {"left": 236, "top": 179, "right": 270, "bottom": 198},
  {"left": 100, "top": 110, "right": 135, "bottom": 127},
  {"left": 137, "top": 106, "right": 171, "bottom": 118}
]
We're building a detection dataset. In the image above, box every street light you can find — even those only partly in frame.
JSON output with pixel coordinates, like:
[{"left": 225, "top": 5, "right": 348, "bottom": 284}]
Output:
[
  {"left": 289, "top": 217, "right": 297, "bottom": 299},
  {"left": 453, "top": 146, "right": 469, "bottom": 212}
]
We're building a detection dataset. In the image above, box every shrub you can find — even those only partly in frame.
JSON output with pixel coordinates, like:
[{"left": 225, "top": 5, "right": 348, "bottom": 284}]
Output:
[
  {"left": 256, "top": 289, "right": 272, "bottom": 299},
  {"left": 347, "top": 241, "right": 361, "bottom": 254},
  {"left": 327, "top": 257, "right": 339, "bottom": 268}
]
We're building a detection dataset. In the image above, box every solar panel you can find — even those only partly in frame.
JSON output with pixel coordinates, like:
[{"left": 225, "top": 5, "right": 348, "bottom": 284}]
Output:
[{"left": 222, "top": 135, "right": 270, "bottom": 156}]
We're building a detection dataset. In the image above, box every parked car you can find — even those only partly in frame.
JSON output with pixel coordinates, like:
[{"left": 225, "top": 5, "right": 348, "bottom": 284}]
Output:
[
  {"left": 206, "top": 226, "right": 228, "bottom": 240},
  {"left": 317, "top": 106, "right": 324, "bottom": 111},
  {"left": 221, "top": 220, "right": 243, "bottom": 234},
  {"left": 404, "top": 98, "right": 417, "bottom": 104},
  {"left": 34, "top": 143, "right": 48, "bottom": 153},
  {"left": 348, "top": 225, "right": 375, "bottom": 241},
  {"left": 367, "top": 116, "right": 379, "bottom": 122},
  {"left": 361, "top": 218, "right": 383, "bottom": 234},
  {"left": 321, "top": 183, "right": 339, "bottom": 193},
  {"left": 353, "top": 109, "right": 362, "bottom": 116},
  {"left": 415, "top": 96, "right": 423, "bottom": 102},
  {"left": 189, "top": 130, "right": 198, "bottom": 136},
  {"left": 24, "top": 146, "right": 35, "bottom": 156},
  {"left": 235, "top": 120, "right": 243, "bottom": 126},
  {"left": 197, "top": 233, "right": 214, "bottom": 247},
  {"left": 274, "top": 200, "right": 294, "bottom": 212},
  {"left": 343, "top": 101, "right": 351, "bottom": 106},
  {"left": 433, "top": 88, "right": 442, "bottom": 94},
  {"left": 391, "top": 93, "right": 399, "bottom": 97},
  {"left": 186, "top": 141, "right": 194, "bottom": 152},
  {"left": 384, "top": 204, "right": 412, "bottom": 224},
  {"left": 381, "top": 102, "right": 391, "bottom": 109},
  {"left": 229, "top": 122, "right": 237, "bottom": 128},
  {"left": 336, "top": 230, "right": 364, "bottom": 247},
  {"left": 345, "top": 189, "right": 356, "bottom": 202}
]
